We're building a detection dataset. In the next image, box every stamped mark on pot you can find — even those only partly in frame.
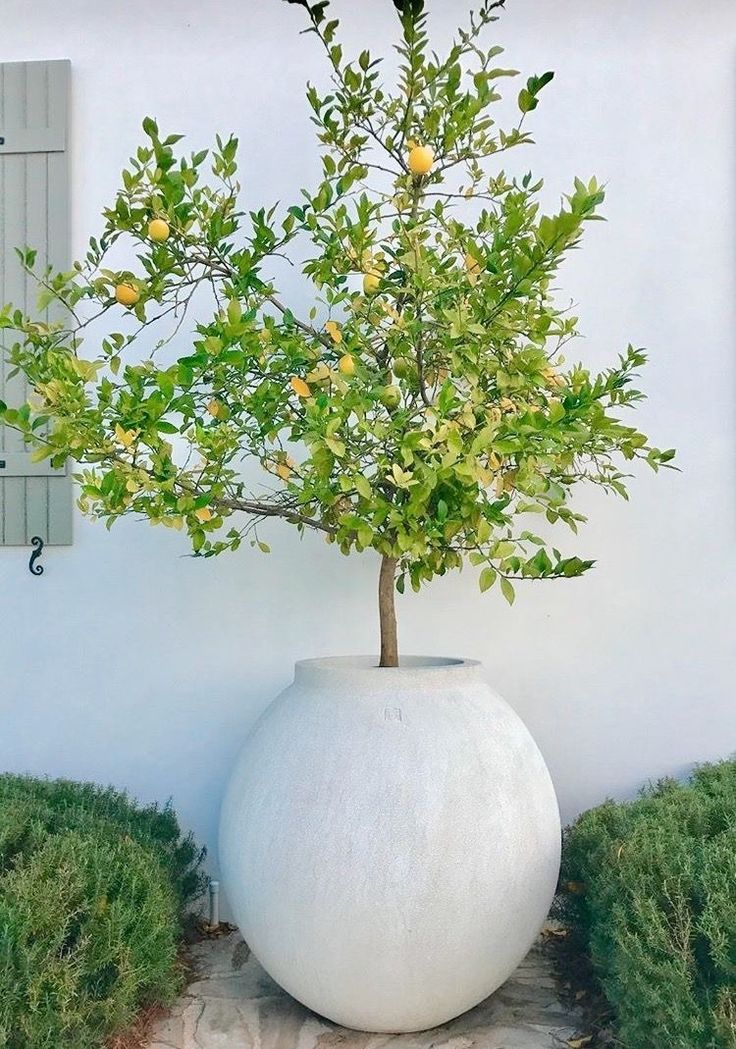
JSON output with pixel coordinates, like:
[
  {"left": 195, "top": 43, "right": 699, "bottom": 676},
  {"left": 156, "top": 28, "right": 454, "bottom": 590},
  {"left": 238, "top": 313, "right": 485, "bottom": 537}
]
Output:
[{"left": 384, "top": 706, "right": 404, "bottom": 723}]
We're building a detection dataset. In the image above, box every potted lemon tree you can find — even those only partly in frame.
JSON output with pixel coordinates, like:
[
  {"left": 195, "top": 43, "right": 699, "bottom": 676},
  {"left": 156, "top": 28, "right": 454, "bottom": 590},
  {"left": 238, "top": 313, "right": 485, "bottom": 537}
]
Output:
[{"left": 0, "top": 0, "right": 672, "bottom": 1033}]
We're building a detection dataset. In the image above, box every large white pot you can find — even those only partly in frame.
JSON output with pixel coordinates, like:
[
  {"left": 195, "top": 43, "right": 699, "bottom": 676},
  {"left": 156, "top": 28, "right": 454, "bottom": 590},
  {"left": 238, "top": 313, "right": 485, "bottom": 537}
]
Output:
[{"left": 219, "top": 656, "right": 560, "bottom": 1033}]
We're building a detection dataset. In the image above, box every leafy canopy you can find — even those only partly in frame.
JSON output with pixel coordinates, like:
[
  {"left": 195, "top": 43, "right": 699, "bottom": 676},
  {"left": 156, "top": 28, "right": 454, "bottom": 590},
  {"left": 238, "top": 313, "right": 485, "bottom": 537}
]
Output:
[{"left": 0, "top": 0, "right": 673, "bottom": 602}]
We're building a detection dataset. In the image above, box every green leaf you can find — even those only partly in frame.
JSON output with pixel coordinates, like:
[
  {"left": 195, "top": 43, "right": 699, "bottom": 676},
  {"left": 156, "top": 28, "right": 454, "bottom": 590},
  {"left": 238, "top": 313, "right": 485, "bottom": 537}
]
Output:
[
  {"left": 548, "top": 399, "right": 565, "bottom": 423},
  {"left": 493, "top": 540, "right": 515, "bottom": 559},
  {"left": 355, "top": 475, "right": 372, "bottom": 499},
  {"left": 519, "top": 72, "right": 554, "bottom": 114},
  {"left": 392, "top": 0, "right": 424, "bottom": 18},
  {"left": 156, "top": 372, "right": 175, "bottom": 399},
  {"left": 560, "top": 556, "right": 594, "bottom": 577},
  {"left": 500, "top": 578, "right": 516, "bottom": 605},
  {"left": 177, "top": 361, "right": 193, "bottom": 388},
  {"left": 325, "top": 436, "right": 346, "bottom": 457},
  {"left": 37, "top": 287, "right": 56, "bottom": 312},
  {"left": 534, "top": 71, "right": 555, "bottom": 91},
  {"left": 142, "top": 116, "right": 159, "bottom": 138},
  {"left": 357, "top": 524, "right": 373, "bottom": 547},
  {"left": 518, "top": 88, "right": 536, "bottom": 114},
  {"left": 479, "top": 566, "right": 497, "bottom": 593}
]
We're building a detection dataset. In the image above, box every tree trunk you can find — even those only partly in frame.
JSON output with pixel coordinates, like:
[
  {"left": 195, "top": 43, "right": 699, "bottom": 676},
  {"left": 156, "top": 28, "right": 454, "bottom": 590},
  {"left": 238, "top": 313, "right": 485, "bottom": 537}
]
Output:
[{"left": 378, "top": 555, "right": 399, "bottom": 668}]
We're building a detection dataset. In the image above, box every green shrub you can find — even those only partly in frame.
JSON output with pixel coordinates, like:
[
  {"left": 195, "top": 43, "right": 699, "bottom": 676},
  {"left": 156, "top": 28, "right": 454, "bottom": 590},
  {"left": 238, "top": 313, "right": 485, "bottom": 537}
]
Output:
[
  {"left": 0, "top": 774, "right": 206, "bottom": 909},
  {"left": 556, "top": 759, "right": 736, "bottom": 1049},
  {"left": 0, "top": 775, "right": 205, "bottom": 1049}
]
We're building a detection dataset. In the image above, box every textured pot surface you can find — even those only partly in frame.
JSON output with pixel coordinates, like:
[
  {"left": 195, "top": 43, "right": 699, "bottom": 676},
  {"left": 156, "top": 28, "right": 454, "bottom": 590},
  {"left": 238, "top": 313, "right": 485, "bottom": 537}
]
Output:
[{"left": 219, "top": 657, "right": 561, "bottom": 1033}]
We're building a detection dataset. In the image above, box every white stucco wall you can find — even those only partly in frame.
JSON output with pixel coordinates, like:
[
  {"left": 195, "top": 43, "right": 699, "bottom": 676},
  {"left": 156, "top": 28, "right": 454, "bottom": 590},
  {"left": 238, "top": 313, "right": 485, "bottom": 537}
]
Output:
[{"left": 1, "top": 0, "right": 734, "bottom": 884}]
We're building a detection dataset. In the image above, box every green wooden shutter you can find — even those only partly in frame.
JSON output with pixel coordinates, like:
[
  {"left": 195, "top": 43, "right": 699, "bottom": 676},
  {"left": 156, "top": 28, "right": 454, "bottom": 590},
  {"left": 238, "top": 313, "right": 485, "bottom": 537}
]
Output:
[{"left": 0, "top": 59, "right": 72, "bottom": 546}]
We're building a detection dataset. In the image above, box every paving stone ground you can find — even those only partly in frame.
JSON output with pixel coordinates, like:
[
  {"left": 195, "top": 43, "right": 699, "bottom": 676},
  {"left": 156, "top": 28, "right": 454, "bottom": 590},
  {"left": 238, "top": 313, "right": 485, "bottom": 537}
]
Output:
[{"left": 146, "top": 931, "right": 582, "bottom": 1049}]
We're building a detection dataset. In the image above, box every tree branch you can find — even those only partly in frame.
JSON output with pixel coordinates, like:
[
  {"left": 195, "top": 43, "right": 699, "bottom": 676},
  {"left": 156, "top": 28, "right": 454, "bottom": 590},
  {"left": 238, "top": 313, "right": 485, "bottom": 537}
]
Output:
[{"left": 220, "top": 495, "right": 338, "bottom": 536}]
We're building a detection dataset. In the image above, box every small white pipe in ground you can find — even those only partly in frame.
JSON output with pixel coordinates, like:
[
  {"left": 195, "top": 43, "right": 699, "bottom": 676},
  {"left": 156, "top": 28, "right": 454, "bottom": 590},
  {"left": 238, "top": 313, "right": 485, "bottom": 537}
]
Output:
[{"left": 208, "top": 879, "right": 220, "bottom": 929}]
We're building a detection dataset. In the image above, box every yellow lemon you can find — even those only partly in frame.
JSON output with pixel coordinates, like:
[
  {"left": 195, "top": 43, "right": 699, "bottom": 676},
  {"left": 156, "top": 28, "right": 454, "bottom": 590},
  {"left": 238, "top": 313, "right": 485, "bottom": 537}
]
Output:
[
  {"left": 465, "top": 253, "right": 481, "bottom": 285},
  {"left": 148, "top": 218, "right": 170, "bottom": 242},
  {"left": 363, "top": 271, "right": 381, "bottom": 296},
  {"left": 338, "top": 353, "right": 356, "bottom": 377},
  {"left": 290, "top": 376, "right": 311, "bottom": 398},
  {"left": 408, "top": 144, "right": 434, "bottom": 177},
  {"left": 115, "top": 283, "right": 140, "bottom": 307},
  {"left": 325, "top": 320, "right": 343, "bottom": 344},
  {"left": 194, "top": 507, "right": 213, "bottom": 523}
]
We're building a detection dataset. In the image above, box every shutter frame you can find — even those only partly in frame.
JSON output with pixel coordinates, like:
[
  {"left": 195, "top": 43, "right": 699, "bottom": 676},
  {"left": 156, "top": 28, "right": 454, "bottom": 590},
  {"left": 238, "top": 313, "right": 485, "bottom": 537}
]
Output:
[{"left": 0, "top": 59, "right": 72, "bottom": 546}]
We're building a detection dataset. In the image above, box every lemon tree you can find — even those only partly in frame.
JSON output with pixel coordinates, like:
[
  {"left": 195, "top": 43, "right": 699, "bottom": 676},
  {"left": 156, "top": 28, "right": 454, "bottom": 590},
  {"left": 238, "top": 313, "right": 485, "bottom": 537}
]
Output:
[{"left": 0, "top": 0, "right": 673, "bottom": 665}]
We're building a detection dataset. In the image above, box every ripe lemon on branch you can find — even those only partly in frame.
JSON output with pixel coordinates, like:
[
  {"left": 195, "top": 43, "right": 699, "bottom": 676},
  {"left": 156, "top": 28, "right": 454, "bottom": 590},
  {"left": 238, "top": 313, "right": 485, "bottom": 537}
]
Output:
[
  {"left": 148, "top": 218, "right": 170, "bottom": 242},
  {"left": 115, "top": 283, "right": 140, "bottom": 307},
  {"left": 338, "top": 354, "right": 356, "bottom": 377},
  {"left": 465, "top": 253, "right": 482, "bottom": 285},
  {"left": 363, "top": 271, "right": 381, "bottom": 295},
  {"left": 408, "top": 144, "right": 434, "bottom": 177}
]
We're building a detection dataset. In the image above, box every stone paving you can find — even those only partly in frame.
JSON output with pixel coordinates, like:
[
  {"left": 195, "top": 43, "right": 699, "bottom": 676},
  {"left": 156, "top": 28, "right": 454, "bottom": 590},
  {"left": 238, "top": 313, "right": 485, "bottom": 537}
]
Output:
[{"left": 146, "top": 930, "right": 583, "bottom": 1049}]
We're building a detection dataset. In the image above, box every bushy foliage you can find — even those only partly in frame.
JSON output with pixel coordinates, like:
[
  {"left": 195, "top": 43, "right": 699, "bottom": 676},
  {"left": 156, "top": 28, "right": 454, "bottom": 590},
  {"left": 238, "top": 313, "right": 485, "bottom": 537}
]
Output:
[
  {"left": 0, "top": 0, "right": 672, "bottom": 628},
  {"left": 0, "top": 775, "right": 204, "bottom": 1049},
  {"left": 0, "top": 774, "right": 206, "bottom": 909},
  {"left": 556, "top": 760, "right": 736, "bottom": 1049}
]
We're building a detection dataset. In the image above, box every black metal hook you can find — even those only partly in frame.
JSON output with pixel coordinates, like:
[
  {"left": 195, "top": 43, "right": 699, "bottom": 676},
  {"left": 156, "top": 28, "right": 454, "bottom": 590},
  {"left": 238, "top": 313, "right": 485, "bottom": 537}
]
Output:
[{"left": 29, "top": 536, "right": 44, "bottom": 576}]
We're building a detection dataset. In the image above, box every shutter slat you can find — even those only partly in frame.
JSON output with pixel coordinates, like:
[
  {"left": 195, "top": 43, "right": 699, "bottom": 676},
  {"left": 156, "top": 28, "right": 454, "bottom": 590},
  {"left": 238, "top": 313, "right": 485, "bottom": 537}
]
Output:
[
  {"left": 24, "top": 73, "right": 50, "bottom": 544},
  {"left": 1, "top": 63, "right": 30, "bottom": 545},
  {"left": 44, "top": 64, "right": 72, "bottom": 546},
  {"left": 1, "top": 151, "right": 28, "bottom": 545},
  {"left": 1, "top": 154, "right": 26, "bottom": 454},
  {"left": 0, "top": 58, "right": 71, "bottom": 546},
  {"left": 0, "top": 127, "right": 65, "bottom": 154}
]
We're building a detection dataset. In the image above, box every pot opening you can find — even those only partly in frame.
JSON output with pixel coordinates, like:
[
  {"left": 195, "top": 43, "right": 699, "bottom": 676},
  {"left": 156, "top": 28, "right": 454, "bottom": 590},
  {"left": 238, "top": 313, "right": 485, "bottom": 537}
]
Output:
[{"left": 296, "top": 655, "right": 477, "bottom": 672}]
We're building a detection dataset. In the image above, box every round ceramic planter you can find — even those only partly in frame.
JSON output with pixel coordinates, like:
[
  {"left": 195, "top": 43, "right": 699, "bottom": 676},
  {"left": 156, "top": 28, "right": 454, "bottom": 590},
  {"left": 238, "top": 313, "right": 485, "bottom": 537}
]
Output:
[{"left": 219, "top": 656, "right": 560, "bottom": 1033}]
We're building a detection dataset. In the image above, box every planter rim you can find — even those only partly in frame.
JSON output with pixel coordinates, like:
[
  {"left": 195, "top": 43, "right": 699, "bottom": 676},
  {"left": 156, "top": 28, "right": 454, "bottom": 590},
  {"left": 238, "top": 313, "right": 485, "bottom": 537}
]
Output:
[
  {"left": 294, "top": 655, "right": 483, "bottom": 686},
  {"left": 297, "top": 655, "right": 479, "bottom": 670}
]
